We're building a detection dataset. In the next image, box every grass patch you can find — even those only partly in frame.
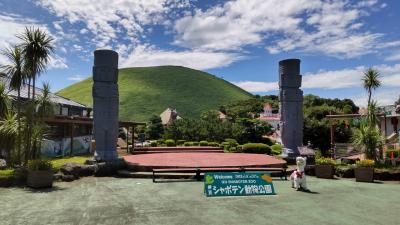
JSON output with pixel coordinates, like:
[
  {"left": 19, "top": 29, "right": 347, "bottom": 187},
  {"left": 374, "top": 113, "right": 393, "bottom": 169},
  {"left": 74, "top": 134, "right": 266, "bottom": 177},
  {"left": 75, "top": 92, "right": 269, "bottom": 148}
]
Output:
[
  {"left": 50, "top": 156, "right": 91, "bottom": 170},
  {"left": 57, "top": 66, "right": 253, "bottom": 121},
  {"left": 0, "top": 169, "right": 15, "bottom": 179}
]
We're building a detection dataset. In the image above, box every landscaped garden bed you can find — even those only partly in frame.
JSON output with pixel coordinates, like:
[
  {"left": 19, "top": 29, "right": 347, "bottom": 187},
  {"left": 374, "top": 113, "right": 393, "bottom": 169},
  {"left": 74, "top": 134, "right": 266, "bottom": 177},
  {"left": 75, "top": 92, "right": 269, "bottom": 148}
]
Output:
[{"left": 315, "top": 157, "right": 336, "bottom": 179}]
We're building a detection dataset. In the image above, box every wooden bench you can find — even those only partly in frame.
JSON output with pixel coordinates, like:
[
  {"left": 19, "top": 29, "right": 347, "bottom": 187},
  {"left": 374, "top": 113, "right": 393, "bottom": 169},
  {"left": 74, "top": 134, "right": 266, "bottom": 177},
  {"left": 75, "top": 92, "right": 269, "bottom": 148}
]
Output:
[{"left": 152, "top": 167, "right": 287, "bottom": 182}]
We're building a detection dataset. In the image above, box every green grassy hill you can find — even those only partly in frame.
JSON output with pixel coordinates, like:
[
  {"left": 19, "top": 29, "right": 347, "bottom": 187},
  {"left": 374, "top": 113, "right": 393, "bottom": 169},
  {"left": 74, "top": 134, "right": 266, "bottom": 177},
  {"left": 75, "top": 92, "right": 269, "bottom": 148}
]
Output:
[{"left": 57, "top": 66, "right": 253, "bottom": 121}]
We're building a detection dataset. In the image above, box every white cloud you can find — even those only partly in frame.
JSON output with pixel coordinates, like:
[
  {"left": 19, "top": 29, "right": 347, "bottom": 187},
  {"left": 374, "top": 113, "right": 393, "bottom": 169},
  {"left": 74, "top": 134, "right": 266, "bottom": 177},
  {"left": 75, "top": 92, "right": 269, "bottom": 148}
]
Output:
[
  {"left": 232, "top": 81, "right": 278, "bottom": 92},
  {"left": 234, "top": 63, "right": 400, "bottom": 92},
  {"left": 38, "top": 0, "right": 191, "bottom": 47},
  {"left": 48, "top": 55, "right": 68, "bottom": 70},
  {"left": 173, "top": 0, "right": 394, "bottom": 59},
  {"left": 119, "top": 44, "right": 243, "bottom": 70},
  {"left": 67, "top": 75, "right": 85, "bottom": 81},
  {"left": 0, "top": 14, "right": 38, "bottom": 50},
  {"left": 385, "top": 52, "right": 400, "bottom": 61}
]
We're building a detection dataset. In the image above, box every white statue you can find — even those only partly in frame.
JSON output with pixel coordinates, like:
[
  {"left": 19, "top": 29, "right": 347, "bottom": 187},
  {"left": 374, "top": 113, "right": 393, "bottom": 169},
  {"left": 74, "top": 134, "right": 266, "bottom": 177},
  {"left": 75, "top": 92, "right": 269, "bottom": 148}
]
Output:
[{"left": 290, "top": 156, "right": 310, "bottom": 192}]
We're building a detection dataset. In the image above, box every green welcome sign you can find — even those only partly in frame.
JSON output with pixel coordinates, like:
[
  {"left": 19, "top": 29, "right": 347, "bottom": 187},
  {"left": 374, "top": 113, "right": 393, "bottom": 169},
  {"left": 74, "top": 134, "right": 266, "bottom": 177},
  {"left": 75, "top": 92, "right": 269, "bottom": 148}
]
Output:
[{"left": 204, "top": 172, "right": 276, "bottom": 197}]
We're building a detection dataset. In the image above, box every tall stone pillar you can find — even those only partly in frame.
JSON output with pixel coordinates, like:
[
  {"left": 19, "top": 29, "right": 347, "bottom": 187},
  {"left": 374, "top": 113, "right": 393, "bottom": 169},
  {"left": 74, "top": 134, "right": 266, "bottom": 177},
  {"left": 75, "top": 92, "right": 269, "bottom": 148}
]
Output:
[
  {"left": 93, "top": 50, "right": 119, "bottom": 161},
  {"left": 279, "top": 59, "right": 303, "bottom": 153}
]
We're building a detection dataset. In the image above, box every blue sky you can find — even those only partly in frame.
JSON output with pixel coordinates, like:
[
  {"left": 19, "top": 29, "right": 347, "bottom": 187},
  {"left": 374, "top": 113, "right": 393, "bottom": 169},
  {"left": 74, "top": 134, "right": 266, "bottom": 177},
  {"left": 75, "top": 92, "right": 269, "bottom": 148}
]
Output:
[{"left": 1, "top": 0, "right": 400, "bottom": 107}]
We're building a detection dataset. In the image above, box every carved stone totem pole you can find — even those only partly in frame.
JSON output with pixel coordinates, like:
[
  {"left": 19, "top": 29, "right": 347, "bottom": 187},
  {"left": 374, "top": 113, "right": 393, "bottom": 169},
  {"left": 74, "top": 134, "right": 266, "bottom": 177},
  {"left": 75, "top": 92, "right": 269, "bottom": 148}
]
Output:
[
  {"left": 279, "top": 59, "right": 303, "bottom": 153},
  {"left": 93, "top": 50, "right": 119, "bottom": 161}
]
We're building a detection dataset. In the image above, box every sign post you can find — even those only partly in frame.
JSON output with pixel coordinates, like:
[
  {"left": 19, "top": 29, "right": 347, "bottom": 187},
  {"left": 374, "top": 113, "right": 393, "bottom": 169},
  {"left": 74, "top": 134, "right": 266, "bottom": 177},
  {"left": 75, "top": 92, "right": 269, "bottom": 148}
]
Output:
[{"left": 204, "top": 172, "right": 276, "bottom": 197}]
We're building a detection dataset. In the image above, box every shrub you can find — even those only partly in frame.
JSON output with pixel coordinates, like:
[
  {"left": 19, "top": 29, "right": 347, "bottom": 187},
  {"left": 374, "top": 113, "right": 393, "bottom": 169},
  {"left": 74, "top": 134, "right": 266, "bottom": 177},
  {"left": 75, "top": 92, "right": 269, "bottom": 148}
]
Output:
[
  {"left": 199, "top": 141, "right": 208, "bottom": 146},
  {"left": 28, "top": 159, "right": 53, "bottom": 171},
  {"left": 220, "top": 142, "right": 230, "bottom": 150},
  {"left": 386, "top": 150, "right": 400, "bottom": 159},
  {"left": 356, "top": 159, "right": 375, "bottom": 168},
  {"left": 150, "top": 142, "right": 157, "bottom": 147},
  {"left": 315, "top": 157, "right": 336, "bottom": 166},
  {"left": 165, "top": 139, "right": 175, "bottom": 147},
  {"left": 271, "top": 144, "right": 283, "bottom": 155},
  {"left": 183, "top": 142, "right": 192, "bottom": 146},
  {"left": 177, "top": 140, "right": 186, "bottom": 146},
  {"left": 157, "top": 139, "right": 165, "bottom": 145},
  {"left": 208, "top": 142, "right": 219, "bottom": 147},
  {"left": 262, "top": 137, "right": 274, "bottom": 146},
  {"left": 192, "top": 141, "right": 199, "bottom": 146},
  {"left": 242, "top": 143, "right": 271, "bottom": 154},
  {"left": 224, "top": 138, "right": 238, "bottom": 147}
]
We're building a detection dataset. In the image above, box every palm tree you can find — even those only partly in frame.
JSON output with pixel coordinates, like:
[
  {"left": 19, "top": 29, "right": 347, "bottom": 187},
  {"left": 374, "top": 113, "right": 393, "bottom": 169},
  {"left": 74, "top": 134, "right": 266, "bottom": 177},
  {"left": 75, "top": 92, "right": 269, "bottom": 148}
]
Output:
[
  {"left": 362, "top": 68, "right": 381, "bottom": 107},
  {"left": 17, "top": 27, "right": 54, "bottom": 102},
  {"left": 0, "top": 111, "right": 19, "bottom": 164},
  {"left": 1, "top": 46, "right": 27, "bottom": 164},
  {"left": 0, "top": 83, "right": 11, "bottom": 118},
  {"left": 352, "top": 123, "right": 384, "bottom": 161},
  {"left": 36, "top": 82, "right": 55, "bottom": 118}
]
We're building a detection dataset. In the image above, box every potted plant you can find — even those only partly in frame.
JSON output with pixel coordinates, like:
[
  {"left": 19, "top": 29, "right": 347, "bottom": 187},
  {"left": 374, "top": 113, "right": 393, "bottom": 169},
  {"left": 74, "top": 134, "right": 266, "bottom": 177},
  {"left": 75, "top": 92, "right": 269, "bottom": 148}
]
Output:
[
  {"left": 355, "top": 159, "right": 374, "bottom": 182},
  {"left": 27, "top": 159, "right": 54, "bottom": 188},
  {"left": 315, "top": 157, "right": 336, "bottom": 179}
]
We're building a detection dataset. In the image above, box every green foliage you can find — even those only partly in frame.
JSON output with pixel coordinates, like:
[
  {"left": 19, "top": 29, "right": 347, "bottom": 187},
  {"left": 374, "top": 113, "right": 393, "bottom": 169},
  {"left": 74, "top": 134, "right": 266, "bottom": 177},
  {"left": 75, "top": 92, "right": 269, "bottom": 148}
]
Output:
[
  {"left": 157, "top": 139, "right": 165, "bottom": 145},
  {"left": 208, "top": 142, "right": 219, "bottom": 147},
  {"left": 50, "top": 156, "right": 90, "bottom": 170},
  {"left": 234, "top": 118, "right": 272, "bottom": 144},
  {"left": 199, "top": 141, "right": 208, "bottom": 146},
  {"left": 271, "top": 144, "right": 283, "bottom": 155},
  {"left": 221, "top": 95, "right": 278, "bottom": 120},
  {"left": 242, "top": 143, "right": 271, "bottom": 154},
  {"left": 352, "top": 124, "right": 384, "bottom": 160},
  {"left": 150, "top": 142, "right": 157, "bottom": 147},
  {"left": 303, "top": 95, "right": 358, "bottom": 153},
  {"left": 356, "top": 159, "right": 375, "bottom": 168},
  {"left": 57, "top": 66, "right": 253, "bottom": 121},
  {"left": 0, "top": 169, "right": 15, "bottom": 179},
  {"left": 0, "top": 83, "right": 11, "bottom": 118},
  {"left": 183, "top": 141, "right": 192, "bottom": 146},
  {"left": 386, "top": 150, "right": 400, "bottom": 158},
  {"left": 176, "top": 140, "right": 186, "bottom": 146},
  {"left": 192, "top": 141, "right": 199, "bottom": 146},
  {"left": 146, "top": 115, "right": 164, "bottom": 140},
  {"left": 27, "top": 159, "right": 53, "bottom": 171},
  {"left": 165, "top": 139, "right": 175, "bottom": 147},
  {"left": 315, "top": 157, "right": 336, "bottom": 166}
]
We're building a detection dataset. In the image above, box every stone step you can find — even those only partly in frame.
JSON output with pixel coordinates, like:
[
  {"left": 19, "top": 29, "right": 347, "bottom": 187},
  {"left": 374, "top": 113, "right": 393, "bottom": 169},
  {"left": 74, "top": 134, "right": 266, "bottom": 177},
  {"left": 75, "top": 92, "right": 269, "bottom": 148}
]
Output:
[
  {"left": 131, "top": 150, "right": 225, "bottom": 154},
  {"left": 117, "top": 170, "right": 197, "bottom": 179}
]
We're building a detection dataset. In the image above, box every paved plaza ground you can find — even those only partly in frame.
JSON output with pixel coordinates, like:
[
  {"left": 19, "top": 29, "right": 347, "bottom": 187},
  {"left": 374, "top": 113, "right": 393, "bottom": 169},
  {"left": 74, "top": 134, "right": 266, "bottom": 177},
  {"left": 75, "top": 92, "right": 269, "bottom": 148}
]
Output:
[{"left": 1, "top": 177, "right": 399, "bottom": 225}]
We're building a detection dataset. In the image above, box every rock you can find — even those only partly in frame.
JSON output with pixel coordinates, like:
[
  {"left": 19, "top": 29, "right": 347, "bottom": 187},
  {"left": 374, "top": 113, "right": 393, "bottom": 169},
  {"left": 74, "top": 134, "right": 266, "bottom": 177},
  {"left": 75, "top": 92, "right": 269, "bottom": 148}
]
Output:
[
  {"left": 85, "top": 159, "right": 97, "bottom": 165},
  {"left": 60, "top": 163, "right": 82, "bottom": 178},
  {"left": 79, "top": 165, "right": 95, "bottom": 176},
  {"left": 0, "top": 159, "right": 7, "bottom": 169},
  {"left": 61, "top": 174, "right": 75, "bottom": 182},
  {"left": 335, "top": 167, "right": 354, "bottom": 178},
  {"left": 60, "top": 163, "right": 96, "bottom": 178},
  {"left": 53, "top": 173, "right": 63, "bottom": 181}
]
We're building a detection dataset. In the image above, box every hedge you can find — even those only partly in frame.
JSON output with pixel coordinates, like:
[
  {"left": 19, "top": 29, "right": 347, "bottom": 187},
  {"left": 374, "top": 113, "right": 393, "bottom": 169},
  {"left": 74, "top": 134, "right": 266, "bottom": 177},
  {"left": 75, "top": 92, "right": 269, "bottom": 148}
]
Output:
[
  {"left": 176, "top": 140, "right": 186, "bottom": 146},
  {"left": 199, "top": 141, "right": 208, "bottom": 146},
  {"left": 208, "top": 142, "right": 219, "bottom": 147},
  {"left": 242, "top": 143, "right": 271, "bottom": 154},
  {"left": 150, "top": 142, "right": 157, "bottom": 147},
  {"left": 271, "top": 144, "right": 283, "bottom": 155},
  {"left": 165, "top": 139, "right": 175, "bottom": 147}
]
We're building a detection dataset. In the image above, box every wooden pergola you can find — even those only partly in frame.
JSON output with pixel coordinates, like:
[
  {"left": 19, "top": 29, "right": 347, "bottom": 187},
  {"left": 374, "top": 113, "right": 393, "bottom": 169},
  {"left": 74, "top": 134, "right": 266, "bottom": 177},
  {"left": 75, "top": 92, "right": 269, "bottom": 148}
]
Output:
[
  {"left": 326, "top": 113, "right": 387, "bottom": 152},
  {"left": 43, "top": 115, "right": 146, "bottom": 155}
]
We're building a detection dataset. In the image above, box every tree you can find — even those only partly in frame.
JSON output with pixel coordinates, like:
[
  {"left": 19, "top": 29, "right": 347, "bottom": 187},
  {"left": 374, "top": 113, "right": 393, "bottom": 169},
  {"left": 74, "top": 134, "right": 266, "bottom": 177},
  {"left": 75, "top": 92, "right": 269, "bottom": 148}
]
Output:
[
  {"left": 18, "top": 27, "right": 54, "bottom": 102},
  {"left": 0, "top": 83, "right": 10, "bottom": 119},
  {"left": 1, "top": 46, "right": 27, "bottom": 164},
  {"left": 0, "top": 112, "right": 18, "bottom": 164},
  {"left": 362, "top": 68, "right": 381, "bottom": 107},
  {"left": 17, "top": 27, "right": 53, "bottom": 162},
  {"left": 146, "top": 115, "right": 164, "bottom": 140},
  {"left": 352, "top": 123, "right": 383, "bottom": 161}
]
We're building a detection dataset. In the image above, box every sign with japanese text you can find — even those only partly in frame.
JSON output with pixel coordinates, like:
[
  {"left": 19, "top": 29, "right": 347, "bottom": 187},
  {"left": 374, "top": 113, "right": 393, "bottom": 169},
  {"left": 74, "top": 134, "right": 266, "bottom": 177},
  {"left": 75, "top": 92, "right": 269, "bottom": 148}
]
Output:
[{"left": 204, "top": 172, "right": 276, "bottom": 197}]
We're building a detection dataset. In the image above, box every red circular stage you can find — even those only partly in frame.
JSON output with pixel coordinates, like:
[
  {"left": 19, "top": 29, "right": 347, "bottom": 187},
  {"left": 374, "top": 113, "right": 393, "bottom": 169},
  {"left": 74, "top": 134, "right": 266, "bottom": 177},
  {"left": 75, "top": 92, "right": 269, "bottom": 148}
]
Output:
[{"left": 124, "top": 153, "right": 286, "bottom": 171}]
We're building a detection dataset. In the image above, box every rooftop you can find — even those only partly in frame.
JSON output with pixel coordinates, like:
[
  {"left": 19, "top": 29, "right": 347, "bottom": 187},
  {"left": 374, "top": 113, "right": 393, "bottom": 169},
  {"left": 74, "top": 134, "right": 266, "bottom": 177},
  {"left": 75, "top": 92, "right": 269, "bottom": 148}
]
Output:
[{"left": 0, "top": 76, "right": 89, "bottom": 109}]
